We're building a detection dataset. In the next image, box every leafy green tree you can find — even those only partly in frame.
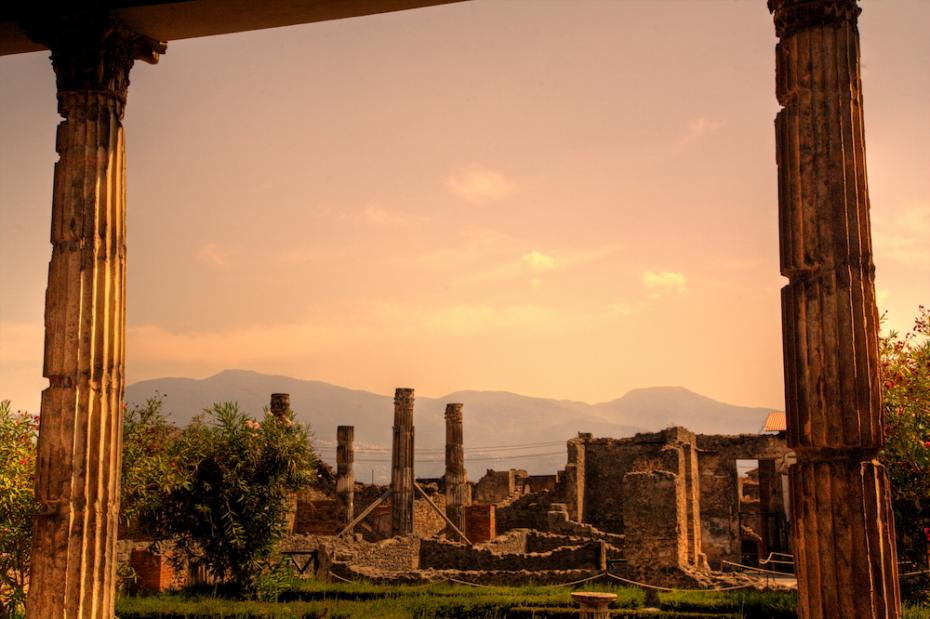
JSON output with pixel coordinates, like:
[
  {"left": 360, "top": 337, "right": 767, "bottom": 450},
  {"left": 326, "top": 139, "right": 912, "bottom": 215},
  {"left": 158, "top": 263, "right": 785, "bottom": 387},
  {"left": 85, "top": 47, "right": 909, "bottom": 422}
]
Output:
[
  {"left": 880, "top": 306, "right": 930, "bottom": 602},
  {"left": 151, "top": 402, "right": 316, "bottom": 595},
  {"left": 0, "top": 401, "right": 40, "bottom": 615},
  {"left": 120, "top": 395, "right": 187, "bottom": 536}
]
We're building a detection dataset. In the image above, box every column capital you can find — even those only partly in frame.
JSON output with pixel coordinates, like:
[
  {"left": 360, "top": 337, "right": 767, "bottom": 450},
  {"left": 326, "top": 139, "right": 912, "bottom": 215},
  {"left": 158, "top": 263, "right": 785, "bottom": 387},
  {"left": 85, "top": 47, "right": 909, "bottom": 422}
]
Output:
[
  {"left": 768, "top": 0, "right": 860, "bottom": 39},
  {"left": 22, "top": 13, "right": 166, "bottom": 116},
  {"left": 444, "top": 402, "right": 464, "bottom": 422}
]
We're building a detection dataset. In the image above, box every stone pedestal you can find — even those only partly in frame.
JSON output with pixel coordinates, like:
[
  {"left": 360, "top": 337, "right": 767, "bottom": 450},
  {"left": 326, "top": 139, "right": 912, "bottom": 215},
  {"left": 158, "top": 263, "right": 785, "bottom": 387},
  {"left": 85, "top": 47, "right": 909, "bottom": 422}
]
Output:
[
  {"left": 24, "top": 15, "right": 165, "bottom": 619},
  {"left": 336, "top": 425, "right": 355, "bottom": 525},
  {"left": 571, "top": 592, "right": 616, "bottom": 619},
  {"left": 391, "top": 388, "right": 415, "bottom": 536},
  {"left": 443, "top": 403, "right": 470, "bottom": 537},
  {"left": 768, "top": 1, "right": 900, "bottom": 616}
]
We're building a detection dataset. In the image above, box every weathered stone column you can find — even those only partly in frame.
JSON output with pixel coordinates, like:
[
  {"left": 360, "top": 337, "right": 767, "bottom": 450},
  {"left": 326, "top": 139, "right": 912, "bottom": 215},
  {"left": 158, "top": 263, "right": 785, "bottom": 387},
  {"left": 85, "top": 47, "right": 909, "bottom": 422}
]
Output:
[
  {"left": 443, "top": 403, "right": 470, "bottom": 536},
  {"left": 270, "top": 392, "right": 290, "bottom": 420},
  {"left": 769, "top": 1, "right": 900, "bottom": 616},
  {"left": 23, "top": 14, "right": 165, "bottom": 619},
  {"left": 336, "top": 425, "right": 355, "bottom": 525},
  {"left": 391, "top": 388, "right": 415, "bottom": 535}
]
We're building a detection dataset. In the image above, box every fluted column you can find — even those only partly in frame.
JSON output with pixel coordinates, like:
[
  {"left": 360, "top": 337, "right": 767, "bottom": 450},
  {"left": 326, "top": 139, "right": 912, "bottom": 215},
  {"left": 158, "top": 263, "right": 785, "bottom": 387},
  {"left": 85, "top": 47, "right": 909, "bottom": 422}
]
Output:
[
  {"left": 769, "top": 1, "right": 900, "bottom": 616},
  {"left": 391, "top": 388, "right": 415, "bottom": 535},
  {"left": 443, "top": 403, "right": 470, "bottom": 536},
  {"left": 24, "top": 14, "right": 165, "bottom": 619},
  {"left": 336, "top": 425, "right": 355, "bottom": 525}
]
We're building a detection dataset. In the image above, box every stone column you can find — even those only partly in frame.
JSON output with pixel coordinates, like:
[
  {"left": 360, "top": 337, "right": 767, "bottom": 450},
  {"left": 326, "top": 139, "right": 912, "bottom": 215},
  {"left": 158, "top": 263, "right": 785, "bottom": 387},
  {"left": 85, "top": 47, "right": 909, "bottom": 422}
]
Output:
[
  {"left": 23, "top": 15, "right": 165, "bottom": 619},
  {"left": 443, "top": 403, "right": 470, "bottom": 536},
  {"left": 768, "top": 1, "right": 900, "bottom": 616},
  {"left": 391, "top": 388, "right": 415, "bottom": 535},
  {"left": 270, "top": 392, "right": 290, "bottom": 420},
  {"left": 336, "top": 425, "right": 355, "bottom": 525}
]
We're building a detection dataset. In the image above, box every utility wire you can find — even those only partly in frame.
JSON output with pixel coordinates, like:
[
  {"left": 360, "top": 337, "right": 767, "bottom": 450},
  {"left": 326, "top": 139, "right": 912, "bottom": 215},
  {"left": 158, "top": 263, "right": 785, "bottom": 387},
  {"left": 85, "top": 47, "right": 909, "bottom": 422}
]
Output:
[
  {"left": 315, "top": 440, "right": 565, "bottom": 454},
  {"left": 349, "top": 450, "right": 566, "bottom": 464}
]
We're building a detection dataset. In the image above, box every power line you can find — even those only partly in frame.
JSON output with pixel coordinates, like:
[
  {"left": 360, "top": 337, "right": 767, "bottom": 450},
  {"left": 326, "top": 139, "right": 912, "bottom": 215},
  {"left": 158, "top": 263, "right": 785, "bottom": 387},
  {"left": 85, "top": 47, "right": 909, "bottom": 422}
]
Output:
[
  {"left": 349, "top": 450, "right": 566, "bottom": 464},
  {"left": 315, "top": 440, "right": 565, "bottom": 454}
]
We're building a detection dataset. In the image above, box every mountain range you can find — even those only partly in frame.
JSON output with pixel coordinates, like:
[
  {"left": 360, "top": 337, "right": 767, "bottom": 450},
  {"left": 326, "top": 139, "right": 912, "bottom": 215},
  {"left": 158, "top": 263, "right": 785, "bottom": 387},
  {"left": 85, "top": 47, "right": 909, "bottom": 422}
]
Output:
[{"left": 125, "top": 369, "right": 776, "bottom": 483}]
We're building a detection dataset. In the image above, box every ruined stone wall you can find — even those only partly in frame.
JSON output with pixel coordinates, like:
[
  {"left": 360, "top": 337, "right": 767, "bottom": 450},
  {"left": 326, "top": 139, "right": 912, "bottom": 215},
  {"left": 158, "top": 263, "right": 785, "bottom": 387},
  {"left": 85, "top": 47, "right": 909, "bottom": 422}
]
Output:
[
  {"left": 293, "top": 495, "right": 343, "bottom": 535},
  {"left": 413, "top": 489, "right": 447, "bottom": 538},
  {"left": 622, "top": 470, "right": 688, "bottom": 578},
  {"left": 695, "top": 434, "right": 790, "bottom": 568},
  {"left": 473, "top": 469, "right": 516, "bottom": 504},
  {"left": 418, "top": 538, "right": 606, "bottom": 571},
  {"left": 579, "top": 428, "right": 695, "bottom": 534},
  {"left": 495, "top": 489, "right": 553, "bottom": 533},
  {"left": 524, "top": 474, "right": 557, "bottom": 494}
]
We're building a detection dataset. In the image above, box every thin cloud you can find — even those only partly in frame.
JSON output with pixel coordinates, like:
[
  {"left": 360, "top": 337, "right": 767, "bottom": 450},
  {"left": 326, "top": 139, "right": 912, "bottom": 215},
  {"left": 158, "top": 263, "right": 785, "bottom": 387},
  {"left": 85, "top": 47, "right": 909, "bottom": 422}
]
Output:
[
  {"left": 446, "top": 165, "right": 515, "bottom": 204},
  {"left": 522, "top": 251, "right": 556, "bottom": 271},
  {"left": 676, "top": 117, "right": 727, "bottom": 149},
  {"left": 642, "top": 270, "right": 687, "bottom": 298},
  {"left": 873, "top": 206, "right": 930, "bottom": 268},
  {"left": 198, "top": 242, "right": 231, "bottom": 269}
]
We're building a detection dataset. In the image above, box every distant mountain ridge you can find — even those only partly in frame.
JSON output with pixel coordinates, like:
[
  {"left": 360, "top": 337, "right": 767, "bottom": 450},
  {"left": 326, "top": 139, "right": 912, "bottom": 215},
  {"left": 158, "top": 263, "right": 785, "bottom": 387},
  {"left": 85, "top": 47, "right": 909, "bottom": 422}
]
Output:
[{"left": 125, "top": 369, "right": 776, "bottom": 482}]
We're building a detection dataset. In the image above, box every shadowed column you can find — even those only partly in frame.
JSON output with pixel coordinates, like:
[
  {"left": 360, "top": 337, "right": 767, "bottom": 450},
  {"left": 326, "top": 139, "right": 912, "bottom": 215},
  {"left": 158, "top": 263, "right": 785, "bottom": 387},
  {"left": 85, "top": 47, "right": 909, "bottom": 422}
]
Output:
[
  {"left": 23, "top": 14, "right": 165, "bottom": 618},
  {"left": 337, "top": 425, "right": 355, "bottom": 525},
  {"left": 443, "top": 403, "right": 471, "bottom": 537},
  {"left": 768, "top": 1, "right": 900, "bottom": 616},
  {"left": 391, "top": 388, "right": 415, "bottom": 535},
  {"left": 270, "top": 393, "right": 290, "bottom": 420}
]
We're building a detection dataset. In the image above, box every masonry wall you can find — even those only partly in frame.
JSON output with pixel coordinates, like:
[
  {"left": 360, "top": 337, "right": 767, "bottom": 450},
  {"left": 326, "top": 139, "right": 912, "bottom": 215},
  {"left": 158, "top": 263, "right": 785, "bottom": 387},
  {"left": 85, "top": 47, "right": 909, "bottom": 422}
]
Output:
[
  {"left": 473, "top": 469, "right": 517, "bottom": 504},
  {"left": 622, "top": 470, "right": 688, "bottom": 576},
  {"left": 577, "top": 427, "right": 696, "bottom": 535},
  {"left": 419, "top": 538, "right": 606, "bottom": 571},
  {"left": 695, "top": 434, "right": 790, "bottom": 567}
]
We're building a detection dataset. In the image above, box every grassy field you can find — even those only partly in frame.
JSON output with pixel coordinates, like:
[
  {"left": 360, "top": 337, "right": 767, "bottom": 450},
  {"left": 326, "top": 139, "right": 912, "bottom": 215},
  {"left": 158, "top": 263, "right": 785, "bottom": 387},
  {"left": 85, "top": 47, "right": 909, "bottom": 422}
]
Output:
[
  {"left": 115, "top": 579, "right": 770, "bottom": 618},
  {"left": 114, "top": 580, "right": 930, "bottom": 618}
]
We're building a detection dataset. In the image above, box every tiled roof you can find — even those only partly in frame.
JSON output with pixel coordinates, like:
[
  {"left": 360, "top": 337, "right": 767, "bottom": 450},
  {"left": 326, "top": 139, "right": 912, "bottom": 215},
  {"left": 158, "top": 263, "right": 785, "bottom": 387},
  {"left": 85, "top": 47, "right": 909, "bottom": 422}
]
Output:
[{"left": 763, "top": 410, "right": 787, "bottom": 433}]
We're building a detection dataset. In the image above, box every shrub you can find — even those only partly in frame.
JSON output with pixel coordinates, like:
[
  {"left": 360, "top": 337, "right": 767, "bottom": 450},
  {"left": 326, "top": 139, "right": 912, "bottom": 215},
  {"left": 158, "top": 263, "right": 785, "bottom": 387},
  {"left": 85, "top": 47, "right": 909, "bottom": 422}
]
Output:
[
  {"left": 880, "top": 307, "right": 930, "bottom": 603},
  {"left": 0, "top": 400, "right": 40, "bottom": 616},
  {"left": 151, "top": 402, "right": 316, "bottom": 595}
]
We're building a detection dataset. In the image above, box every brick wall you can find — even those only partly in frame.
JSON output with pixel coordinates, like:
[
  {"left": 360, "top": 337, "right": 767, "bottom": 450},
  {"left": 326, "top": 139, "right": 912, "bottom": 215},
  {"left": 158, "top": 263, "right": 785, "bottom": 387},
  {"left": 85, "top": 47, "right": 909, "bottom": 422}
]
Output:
[
  {"left": 465, "top": 504, "right": 496, "bottom": 542},
  {"left": 129, "top": 549, "right": 182, "bottom": 593}
]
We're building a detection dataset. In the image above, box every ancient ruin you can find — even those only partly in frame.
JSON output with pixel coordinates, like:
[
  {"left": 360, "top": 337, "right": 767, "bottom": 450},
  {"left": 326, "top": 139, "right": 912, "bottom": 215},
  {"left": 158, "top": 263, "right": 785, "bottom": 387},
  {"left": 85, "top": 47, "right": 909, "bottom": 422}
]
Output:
[
  {"left": 119, "top": 392, "right": 797, "bottom": 592},
  {"left": 0, "top": 0, "right": 903, "bottom": 615}
]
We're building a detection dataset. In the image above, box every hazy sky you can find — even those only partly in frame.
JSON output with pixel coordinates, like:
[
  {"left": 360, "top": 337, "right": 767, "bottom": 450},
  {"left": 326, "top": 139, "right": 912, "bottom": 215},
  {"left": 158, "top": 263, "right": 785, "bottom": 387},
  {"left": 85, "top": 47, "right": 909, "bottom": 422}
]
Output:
[{"left": 1, "top": 0, "right": 928, "bottom": 415}]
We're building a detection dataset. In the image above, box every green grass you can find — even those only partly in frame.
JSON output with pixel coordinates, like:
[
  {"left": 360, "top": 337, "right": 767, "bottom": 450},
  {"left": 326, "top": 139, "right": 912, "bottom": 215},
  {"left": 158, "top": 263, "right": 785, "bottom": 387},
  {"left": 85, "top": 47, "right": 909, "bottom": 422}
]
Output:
[{"left": 116, "top": 579, "right": 807, "bottom": 618}]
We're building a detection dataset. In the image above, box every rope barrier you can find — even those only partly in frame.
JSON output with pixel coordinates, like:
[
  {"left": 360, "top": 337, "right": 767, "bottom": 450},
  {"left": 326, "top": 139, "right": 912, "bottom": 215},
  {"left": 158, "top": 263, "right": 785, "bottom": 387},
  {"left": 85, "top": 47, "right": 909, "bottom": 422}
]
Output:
[
  {"left": 900, "top": 569, "right": 930, "bottom": 578},
  {"left": 605, "top": 572, "right": 758, "bottom": 592},
  {"left": 327, "top": 570, "right": 355, "bottom": 584},
  {"left": 721, "top": 560, "right": 796, "bottom": 578},
  {"left": 446, "top": 576, "right": 488, "bottom": 588},
  {"left": 330, "top": 568, "right": 765, "bottom": 593},
  {"left": 550, "top": 571, "right": 610, "bottom": 588}
]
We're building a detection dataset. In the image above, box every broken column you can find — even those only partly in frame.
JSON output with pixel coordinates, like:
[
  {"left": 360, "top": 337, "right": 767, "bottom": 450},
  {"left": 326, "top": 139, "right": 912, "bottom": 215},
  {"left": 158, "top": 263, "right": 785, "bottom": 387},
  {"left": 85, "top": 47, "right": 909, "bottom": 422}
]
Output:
[
  {"left": 270, "top": 393, "right": 290, "bottom": 420},
  {"left": 24, "top": 14, "right": 165, "bottom": 619},
  {"left": 336, "top": 425, "right": 355, "bottom": 525},
  {"left": 443, "top": 403, "right": 471, "bottom": 537},
  {"left": 391, "top": 388, "right": 415, "bottom": 535},
  {"left": 769, "top": 0, "right": 900, "bottom": 616}
]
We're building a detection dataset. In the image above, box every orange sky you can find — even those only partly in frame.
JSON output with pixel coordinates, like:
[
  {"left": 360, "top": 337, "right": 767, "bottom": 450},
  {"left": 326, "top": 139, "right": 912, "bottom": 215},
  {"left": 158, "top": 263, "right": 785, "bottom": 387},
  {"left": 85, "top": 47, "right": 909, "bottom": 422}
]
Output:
[{"left": 1, "top": 0, "right": 928, "bottom": 415}]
